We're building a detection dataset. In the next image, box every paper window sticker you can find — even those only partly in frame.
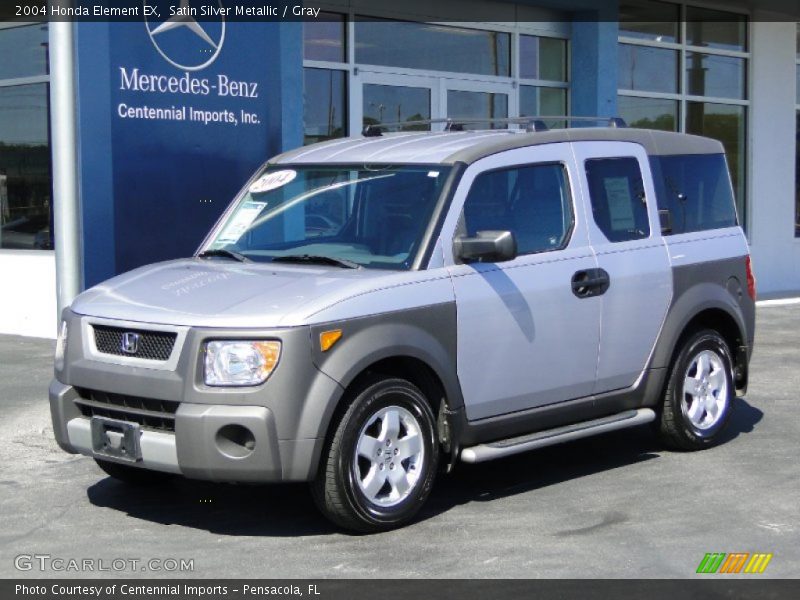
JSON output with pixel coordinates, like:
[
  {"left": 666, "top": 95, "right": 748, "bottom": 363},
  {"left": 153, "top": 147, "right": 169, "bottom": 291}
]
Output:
[
  {"left": 603, "top": 177, "right": 636, "bottom": 230},
  {"left": 217, "top": 202, "right": 267, "bottom": 243}
]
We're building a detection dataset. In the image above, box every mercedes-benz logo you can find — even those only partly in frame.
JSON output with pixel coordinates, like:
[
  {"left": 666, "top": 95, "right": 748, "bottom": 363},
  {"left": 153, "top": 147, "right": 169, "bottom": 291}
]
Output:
[{"left": 144, "top": 0, "right": 226, "bottom": 72}]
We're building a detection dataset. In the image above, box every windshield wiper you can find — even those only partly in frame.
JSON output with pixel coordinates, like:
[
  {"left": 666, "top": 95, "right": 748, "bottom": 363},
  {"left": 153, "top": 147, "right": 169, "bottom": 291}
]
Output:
[
  {"left": 197, "top": 249, "right": 251, "bottom": 263},
  {"left": 271, "top": 254, "right": 361, "bottom": 269}
]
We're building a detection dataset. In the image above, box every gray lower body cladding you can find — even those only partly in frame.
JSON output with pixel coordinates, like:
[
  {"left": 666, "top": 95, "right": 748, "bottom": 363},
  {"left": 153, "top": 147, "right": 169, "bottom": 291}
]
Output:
[
  {"left": 51, "top": 303, "right": 460, "bottom": 483},
  {"left": 51, "top": 312, "right": 346, "bottom": 482}
]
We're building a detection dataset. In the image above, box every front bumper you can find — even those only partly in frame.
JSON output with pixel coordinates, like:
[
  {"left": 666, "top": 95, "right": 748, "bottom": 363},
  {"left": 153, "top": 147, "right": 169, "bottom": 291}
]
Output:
[
  {"left": 50, "top": 380, "right": 323, "bottom": 483},
  {"left": 50, "top": 313, "right": 347, "bottom": 482}
]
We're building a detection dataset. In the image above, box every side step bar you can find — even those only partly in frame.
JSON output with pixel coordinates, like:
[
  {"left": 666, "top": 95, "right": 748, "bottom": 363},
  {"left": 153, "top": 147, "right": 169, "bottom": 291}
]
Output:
[{"left": 460, "top": 408, "right": 656, "bottom": 464}]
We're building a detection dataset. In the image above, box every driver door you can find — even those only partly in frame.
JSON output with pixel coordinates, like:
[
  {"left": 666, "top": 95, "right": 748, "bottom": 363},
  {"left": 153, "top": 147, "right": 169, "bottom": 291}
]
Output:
[{"left": 443, "top": 145, "right": 603, "bottom": 421}]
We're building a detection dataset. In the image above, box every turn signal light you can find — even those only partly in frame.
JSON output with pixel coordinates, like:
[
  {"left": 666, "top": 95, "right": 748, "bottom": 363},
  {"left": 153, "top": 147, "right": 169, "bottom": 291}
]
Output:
[{"left": 320, "top": 330, "right": 343, "bottom": 352}]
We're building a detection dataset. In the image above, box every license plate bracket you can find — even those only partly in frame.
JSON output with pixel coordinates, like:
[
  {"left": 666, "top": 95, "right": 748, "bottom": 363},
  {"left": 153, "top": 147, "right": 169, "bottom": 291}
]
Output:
[{"left": 90, "top": 417, "right": 142, "bottom": 462}]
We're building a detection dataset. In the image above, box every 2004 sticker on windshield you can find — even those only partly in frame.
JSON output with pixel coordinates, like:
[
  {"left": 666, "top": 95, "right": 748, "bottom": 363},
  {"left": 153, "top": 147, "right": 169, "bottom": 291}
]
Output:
[{"left": 250, "top": 169, "right": 297, "bottom": 194}]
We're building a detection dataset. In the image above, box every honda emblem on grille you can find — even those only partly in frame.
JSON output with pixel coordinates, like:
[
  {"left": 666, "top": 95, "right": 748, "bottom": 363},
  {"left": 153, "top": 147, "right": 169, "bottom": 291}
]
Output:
[{"left": 120, "top": 332, "right": 141, "bottom": 355}]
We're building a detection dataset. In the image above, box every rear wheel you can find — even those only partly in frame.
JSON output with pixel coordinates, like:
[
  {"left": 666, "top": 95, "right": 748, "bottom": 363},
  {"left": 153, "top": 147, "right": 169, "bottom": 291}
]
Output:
[
  {"left": 658, "top": 329, "right": 734, "bottom": 450},
  {"left": 94, "top": 459, "right": 172, "bottom": 485},
  {"left": 311, "top": 376, "right": 439, "bottom": 533}
]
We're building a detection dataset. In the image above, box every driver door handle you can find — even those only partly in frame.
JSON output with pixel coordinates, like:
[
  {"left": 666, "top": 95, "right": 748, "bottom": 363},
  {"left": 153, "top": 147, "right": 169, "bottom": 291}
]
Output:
[{"left": 572, "top": 268, "right": 610, "bottom": 298}]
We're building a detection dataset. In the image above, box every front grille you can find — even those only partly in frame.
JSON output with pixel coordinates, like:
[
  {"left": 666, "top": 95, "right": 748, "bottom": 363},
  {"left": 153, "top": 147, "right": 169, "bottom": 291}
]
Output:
[
  {"left": 93, "top": 325, "right": 177, "bottom": 361},
  {"left": 74, "top": 388, "right": 179, "bottom": 432}
]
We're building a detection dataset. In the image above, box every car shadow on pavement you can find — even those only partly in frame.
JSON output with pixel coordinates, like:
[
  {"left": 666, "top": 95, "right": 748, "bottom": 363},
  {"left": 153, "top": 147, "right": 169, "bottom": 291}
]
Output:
[{"left": 86, "top": 398, "right": 763, "bottom": 536}]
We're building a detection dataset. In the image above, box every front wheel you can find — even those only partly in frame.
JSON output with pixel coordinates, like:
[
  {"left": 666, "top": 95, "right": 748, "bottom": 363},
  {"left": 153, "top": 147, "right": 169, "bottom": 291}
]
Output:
[
  {"left": 311, "top": 376, "right": 440, "bottom": 533},
  {"left": 658, "top": 329, "right": 735, "bottom": 450}
]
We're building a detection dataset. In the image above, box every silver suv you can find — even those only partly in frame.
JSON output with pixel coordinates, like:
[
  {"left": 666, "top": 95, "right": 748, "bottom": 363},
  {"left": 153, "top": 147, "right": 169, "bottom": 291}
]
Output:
[{"left": 50, "top": 120, "right": 756, "bottom": 532}]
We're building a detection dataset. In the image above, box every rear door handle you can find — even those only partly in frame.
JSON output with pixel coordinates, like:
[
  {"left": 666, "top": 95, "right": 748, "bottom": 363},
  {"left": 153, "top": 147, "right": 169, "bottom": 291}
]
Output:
[{"left": 572, "top": 268, "right": 610, "bottom": 298}]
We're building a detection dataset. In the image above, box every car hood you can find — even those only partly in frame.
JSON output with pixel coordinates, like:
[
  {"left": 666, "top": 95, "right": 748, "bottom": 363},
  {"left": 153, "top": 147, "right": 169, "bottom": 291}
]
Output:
[{"left": 69, "top": 258, "right": 404, "bottom": 328}]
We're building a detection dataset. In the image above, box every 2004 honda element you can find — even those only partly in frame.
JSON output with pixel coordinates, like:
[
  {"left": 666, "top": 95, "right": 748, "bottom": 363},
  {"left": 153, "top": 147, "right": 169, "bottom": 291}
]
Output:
[{"left": 50, "top": 120, "right": 755, "bottom": 532}]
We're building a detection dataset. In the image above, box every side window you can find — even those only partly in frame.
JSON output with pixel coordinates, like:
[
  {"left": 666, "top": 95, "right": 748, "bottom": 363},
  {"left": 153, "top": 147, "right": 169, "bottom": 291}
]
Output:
[
  {"left": 585, "top": 157, "right": 650, "bottom": 242},
  {"left": 650, "top": 153, "right": 738, "bottom": 235},
  {"left": 463, "top": 163, "right": 572, "bottom": 255}
]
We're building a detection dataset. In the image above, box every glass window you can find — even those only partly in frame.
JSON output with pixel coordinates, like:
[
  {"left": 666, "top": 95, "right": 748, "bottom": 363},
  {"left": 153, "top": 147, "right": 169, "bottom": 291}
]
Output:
[
  {"left": 447, "top": 90, "right": 508, "bottom": 129},
  {"left": 618, "top": 12, "right": 749, "bottom": 231},
  {"left": 303, "top": 68, "right": 347, "bottom": 145},
  {"left": 686, "top": 102, "right": 746, "bottom": 223},
  {"left": 0, "top": 25, "right": 49, "bottom": 80},
  {"left": 796, "top": 112, "right": 800, "bottom": 237},
  {"left": 585, "top": 158, "right": 650, "bottom": 242},
  {"left": 618, "top": 44, "right": 678, "bottom": 93},
  {"left": 797, "top": 22, "right": 800, "bottom": 60},
  {"left": 363, "top": 84, "right": 430, "bottom": 130},
  {"left": 796, "top": 64, "right": 800, "bottom": 104},
  {"left": 539, "top": 37, "right": 568, "bottom": 82},
  {"left": 650, "top": 154, "right": 738, "bottom": 234},
  {"left": 0, "top": 83, "right": 52, "bottom": 250},
  {"left": 520, "top": 86, "right": 567, "bottom": 118},
  {"left": 618, "top": 96, "right": 677, "bottom": 131},
  {"left": 463, "top": 164, "right": 572, "bottom": 255},
  {"left": 355, "top": 19, "right": 510, "bottom": 77},
  {"left": 520, "top": 35, "right": 567, "bottom": 82},
  {"left": 204, "top": 165, "right": 452, "bottom": 270},
  {"left": 685, "top": 9, "right": 747, "bottom": 52},
  {"left": 685, "top": 52, "right": 746, "bottom": 99},
  {"left": 619, "top": 0, "right": 680, "bottom": 43},
  {"left": 303, "top": 12, "right": 346, "bottom": 63}
]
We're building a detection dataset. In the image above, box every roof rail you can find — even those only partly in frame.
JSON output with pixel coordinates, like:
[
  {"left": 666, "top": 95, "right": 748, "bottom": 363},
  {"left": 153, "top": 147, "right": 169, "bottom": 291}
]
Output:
[{"left": 361, "top": 116, "right": 627, "bottom": 137}]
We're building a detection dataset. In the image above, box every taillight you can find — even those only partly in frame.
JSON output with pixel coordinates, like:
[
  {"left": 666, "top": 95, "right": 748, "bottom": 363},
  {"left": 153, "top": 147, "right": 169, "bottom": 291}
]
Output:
[{"left": 745, "top": 255, "right": 757, "bottom": 301}]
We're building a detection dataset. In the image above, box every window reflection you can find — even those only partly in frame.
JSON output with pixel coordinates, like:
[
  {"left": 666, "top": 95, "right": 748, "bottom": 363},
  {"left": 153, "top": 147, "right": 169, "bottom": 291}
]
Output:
[
  {"left": 686, "top": 9, "right": 747, "bottom": 52},
  {"left": 0, "top": 25, "right": 49, "bottom": 80},
  {"left": 686, "top": 102, "right": 746, "bottom": 223},
  {"left": 618, "top": 96, "right": 677, "bottom": 131},
  {"left": 619, "top": 0, "right": 680, "bottom": 43},
  {"left": 520, "top": 35, "right": 567, "bottom": 82},
  {"left": 0, "top": 84, "right": 52, "bottom": 250},
  {"left": 619, "top": 44, "right": 678, "bottom": 93},
  {"left": 355, "top": 18, "right": 510, "bottom": 77},
  {"left": 686, "top": 52, "right": 746, "bottom": 100},
  {"left": 796, "top": 112, "right": 800, "bottom": 237},
  {"left": 520, "top": 86, "right": 567, "bottom": 123},
  {"left": 448, "top": 91, "right": 508, "bottom": 129},
  {"left": 303, "top": 12, "right": 346, "bottom": 63},
  {"left": 303, "top": 68, "right": 347, "bottom": 145},
  {"left": 363, "top": 84, "right": 430, "bottom": 130}
]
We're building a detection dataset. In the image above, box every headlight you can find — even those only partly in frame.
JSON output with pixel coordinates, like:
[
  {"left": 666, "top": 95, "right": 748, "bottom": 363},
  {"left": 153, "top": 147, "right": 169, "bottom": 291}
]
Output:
[
  {"left": 204, "top": 340, "right": 281, "bottom": 387},
  {"left": 54, "top": 320, "right": 68, "bottom": 371}
]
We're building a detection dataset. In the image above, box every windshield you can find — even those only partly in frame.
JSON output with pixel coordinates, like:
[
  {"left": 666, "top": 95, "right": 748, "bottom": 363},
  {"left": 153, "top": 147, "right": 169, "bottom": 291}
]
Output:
[{"left": 202, "top": 165, "right": 452, "bottom": 270}]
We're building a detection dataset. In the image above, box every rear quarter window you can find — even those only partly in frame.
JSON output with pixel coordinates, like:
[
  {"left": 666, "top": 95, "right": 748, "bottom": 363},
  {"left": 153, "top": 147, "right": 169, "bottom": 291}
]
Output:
[
  {"left": 585, "top": 157, "right": 650, "bottom": 243},
  {"left": 650, "top": 153, "right": 738, "bottom": 235}
]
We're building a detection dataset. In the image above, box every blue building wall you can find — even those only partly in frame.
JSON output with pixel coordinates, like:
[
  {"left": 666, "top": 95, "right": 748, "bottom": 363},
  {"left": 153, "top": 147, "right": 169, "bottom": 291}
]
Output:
[
  {"left": 73, "top": 4, "right": 613, "bottom": 287},
  {"left": 74, "top": 15, "right": 302, "bottom": 287}
]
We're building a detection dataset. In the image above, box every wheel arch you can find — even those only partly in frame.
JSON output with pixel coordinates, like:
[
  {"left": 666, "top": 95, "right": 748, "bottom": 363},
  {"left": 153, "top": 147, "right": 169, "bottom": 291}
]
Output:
[
  {"left": 302, "top": 304, "right": 464, "bottom": 458},
  {"left": 652, "top": 282, "right": 750, "bottom": 394}
]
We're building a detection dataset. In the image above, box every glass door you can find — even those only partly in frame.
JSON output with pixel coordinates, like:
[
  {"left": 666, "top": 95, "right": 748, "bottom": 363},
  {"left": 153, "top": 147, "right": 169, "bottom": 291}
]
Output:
[
  {"left": 443, "top": 79, "right": 516, "bottom": 129},
  {"left": 355, "top": 71, "right": 516, "bottom": 133},
  {"left": 355, "top": 71, "right": 440, "bottom": 133}
]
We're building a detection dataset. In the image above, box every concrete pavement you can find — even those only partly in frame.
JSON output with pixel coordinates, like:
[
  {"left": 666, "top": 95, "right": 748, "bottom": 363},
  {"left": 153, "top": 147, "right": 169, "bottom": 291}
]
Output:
[{"left": 0, "top": 305, "right": 797, "bottom": 578}]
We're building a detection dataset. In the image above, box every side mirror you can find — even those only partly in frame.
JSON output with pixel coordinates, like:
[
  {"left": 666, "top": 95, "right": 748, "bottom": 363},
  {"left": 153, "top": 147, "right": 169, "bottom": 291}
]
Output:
[{"left": 454, "top": 230, "right": 517, "bottom": 263}]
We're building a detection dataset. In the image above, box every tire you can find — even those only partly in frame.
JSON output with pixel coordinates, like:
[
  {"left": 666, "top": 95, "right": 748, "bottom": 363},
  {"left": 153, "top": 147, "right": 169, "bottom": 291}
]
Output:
[
  {"left": 94, "top": 459, "right": 172, "bottom": 485},
  {"left": 311, "top": 376, "right": 440, "bottom": 533},
  {"left": 658, "top": 329, "right": 735, "bottom": 451}
]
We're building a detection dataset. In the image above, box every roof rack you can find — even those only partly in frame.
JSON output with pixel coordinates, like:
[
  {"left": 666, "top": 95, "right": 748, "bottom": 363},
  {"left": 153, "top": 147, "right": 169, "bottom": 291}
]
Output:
[{"left": 361, "top": 116, "right": 627, "bottom": 137}]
